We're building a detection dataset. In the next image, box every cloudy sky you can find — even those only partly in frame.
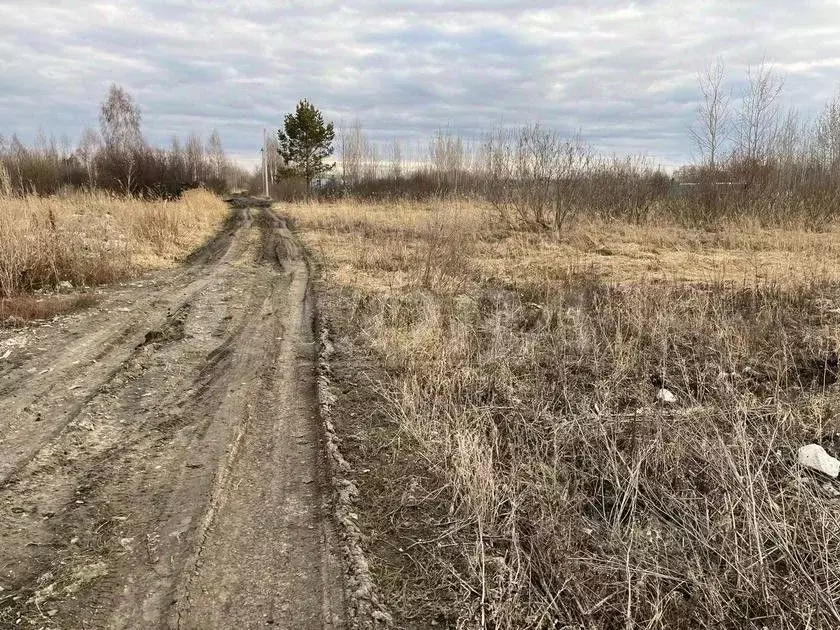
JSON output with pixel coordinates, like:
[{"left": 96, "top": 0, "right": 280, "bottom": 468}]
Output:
[{"left": 1, "top": 0, "right": 839, "bottom": 170}]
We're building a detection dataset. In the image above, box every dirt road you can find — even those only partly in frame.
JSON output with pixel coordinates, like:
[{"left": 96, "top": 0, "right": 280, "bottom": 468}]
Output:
[{"left": 0, "top": 203, "right": 345, "bottom": 629}]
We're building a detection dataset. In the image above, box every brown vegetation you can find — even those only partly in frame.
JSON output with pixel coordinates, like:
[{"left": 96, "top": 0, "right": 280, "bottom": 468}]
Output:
[
  {"left": 259, "top": 61, "right": 840, "bottom": 242},
  {"left": 5, "top": 55, "right": 840, "bottom": 627},
  {"left": 0, "top": 189, "right": 228, "bottom": 316},
  {"left": 0, "top": 294, "right": 99, "bottom": 325},
  {"left": 290, "top": 199, "right": 840, "bottom": 628}
]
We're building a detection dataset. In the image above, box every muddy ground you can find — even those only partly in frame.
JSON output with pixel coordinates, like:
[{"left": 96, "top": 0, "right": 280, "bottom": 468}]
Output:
[{"left": 0, "top": 204, "right": 344, "bottom": 629}]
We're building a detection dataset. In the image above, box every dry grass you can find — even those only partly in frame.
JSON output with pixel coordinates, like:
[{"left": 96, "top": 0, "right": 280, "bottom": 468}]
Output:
[
  {"left": 288, "top": 199, "right": 840, "bottom": 629},
  {"left": 0, "top": 189, "right": 228, "bottom": 299},
  {"left": 0, "top": 294, "right": 100, "bottom": 324}
]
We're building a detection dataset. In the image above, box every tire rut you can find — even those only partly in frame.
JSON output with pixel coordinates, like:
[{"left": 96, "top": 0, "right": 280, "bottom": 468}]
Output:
[
  {"left": 0, "top": 204, "right": 344, "bottom": 629},
  {"left": 0, "top": 207, "right": 253, "bottom": 486}
]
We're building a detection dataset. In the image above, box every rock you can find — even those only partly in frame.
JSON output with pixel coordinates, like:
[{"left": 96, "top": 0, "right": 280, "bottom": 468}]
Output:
[
  {"left": 798, "top": 444, "right": 840, "bottom": 478},
  {"left": 57, "top": 280, "right": 73, "bottom": 293},
  {"left": 656, "top": 387, "right": 677, "bottom": 404}
]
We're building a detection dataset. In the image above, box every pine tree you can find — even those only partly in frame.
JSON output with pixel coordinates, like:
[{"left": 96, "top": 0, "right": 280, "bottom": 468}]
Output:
[{"left": 276, "top": 100, "right": 335, "bottom": 189}]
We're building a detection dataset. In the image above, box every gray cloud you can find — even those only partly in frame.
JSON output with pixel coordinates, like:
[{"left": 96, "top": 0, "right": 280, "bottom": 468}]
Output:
[{"left": 1, "top": 0, "right": 839, "bottom": 169}]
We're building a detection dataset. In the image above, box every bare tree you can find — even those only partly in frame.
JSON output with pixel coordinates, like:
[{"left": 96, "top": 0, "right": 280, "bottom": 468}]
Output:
[
  {"left": 76, "top": 128, "right": 101, "bottom": 187},
  {"left": 484, "top": 125, "right": 593, "bottom": 232},
  {"left": 774, "top": 108, "right": 803, "bottom": 162},
  {"left": 389, "top": 138, "right": 403, "bottom": 181},
  {"left": 33, "top": 128, "right": 48, "bottom": 156},
  {"left": 185, "top": 133, "right": 204, "bottom": 182},
  {"left": 99, "top": 84, "right": 143, "bottom": 154},
  {"left": 59, "top": 134, "right": 72, "bottom": 160},
  {"left": 207, "top": 129, "right": 226, "bottom": 179},
  {"left": 429, "top": 129, "right": 464, "bottom": 190},
  {"left": 812, "top": 90, "right": 840, "bottom": 169},
  {"left": 735, "top": 61, "right": 784, "bottom": 163},
  {"left": 170, "top": 135, "right": 184, "bottom": 171},
  {"left": 340, "top": 119, "right": 368, "bottom": 186},
  {"left": 690, "top": 58, "right": 730, "bottom": 169},
  {"left": 99, "top": 85, "right": 144, "bottom": 193},
  {"left": 363, "top": 139, "right": 379, "bottom": 182}
]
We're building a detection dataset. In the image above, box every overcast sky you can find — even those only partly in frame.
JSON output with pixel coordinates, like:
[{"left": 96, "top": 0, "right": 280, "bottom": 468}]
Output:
[{"left": 1, "top": 0, "right": 839, "bottom": 170}]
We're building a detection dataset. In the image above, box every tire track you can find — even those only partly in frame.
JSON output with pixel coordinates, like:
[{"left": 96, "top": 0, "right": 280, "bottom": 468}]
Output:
[
  {"left": 0, "top": 203, "right": 345, "bottom": 630},
  {"left": 0, "top": 208, "right": 254, "bottom": 487}
]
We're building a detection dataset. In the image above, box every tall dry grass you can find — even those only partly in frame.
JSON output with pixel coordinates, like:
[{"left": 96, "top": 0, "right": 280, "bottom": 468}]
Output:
[
  {"left": 0, "top": 189, "right": 227, "bottom": 298},
  {"left": 289, "top": 199, "right": 840, "bottom": 629}
]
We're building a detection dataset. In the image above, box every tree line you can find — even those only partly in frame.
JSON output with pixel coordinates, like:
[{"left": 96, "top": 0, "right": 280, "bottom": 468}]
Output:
[
  {"left": 7, "top": 64, "right": 840, "bottom": 227},
  {"left": 0, "top": 85, "right": 247, "bottom": 198},
  {"left": 261, "top": 66, "right": 840, "bottom": 228}
]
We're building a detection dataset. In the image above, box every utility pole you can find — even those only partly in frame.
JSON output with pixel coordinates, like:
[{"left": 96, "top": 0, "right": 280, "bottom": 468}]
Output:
[{"left": 262, "top": 128, "right": 269, "bottom": 198}]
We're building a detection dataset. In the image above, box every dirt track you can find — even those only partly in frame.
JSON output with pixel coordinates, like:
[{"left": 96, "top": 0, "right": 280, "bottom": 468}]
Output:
[{"left": 0, "top": 203, "right": 344, "bottom": 629}]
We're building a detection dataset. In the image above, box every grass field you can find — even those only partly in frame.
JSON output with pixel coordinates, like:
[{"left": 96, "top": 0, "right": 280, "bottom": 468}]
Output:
[
  {"left": 0, "top": 189, "right": 228, "bottom": 321},
  {"left": 287, "top": 199, "right": 840, "bottom": 629}
]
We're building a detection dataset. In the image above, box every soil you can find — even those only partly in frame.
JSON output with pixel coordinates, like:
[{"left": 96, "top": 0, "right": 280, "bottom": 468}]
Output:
[
  {"left": 313, "top": 297, "right": 460, "bottom": 630},
  {"left": 0, "top": 202, "right": 344, "bottom": 629}
]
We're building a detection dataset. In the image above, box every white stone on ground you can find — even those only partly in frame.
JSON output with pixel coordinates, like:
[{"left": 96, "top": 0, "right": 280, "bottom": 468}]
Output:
[
  {"left": 798, "top": 444, "right": 840, "bottom": 478},
  {"left": 656, "top": 387, "right": 677, "bottom": 404}
]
